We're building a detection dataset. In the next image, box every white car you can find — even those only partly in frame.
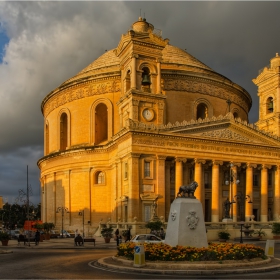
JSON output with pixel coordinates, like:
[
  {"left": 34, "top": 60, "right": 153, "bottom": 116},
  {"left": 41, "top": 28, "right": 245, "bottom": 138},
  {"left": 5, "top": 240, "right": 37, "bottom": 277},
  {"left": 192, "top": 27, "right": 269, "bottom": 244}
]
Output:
[{"left": 131, "top": 234, "right": 163, "bottom": 244}]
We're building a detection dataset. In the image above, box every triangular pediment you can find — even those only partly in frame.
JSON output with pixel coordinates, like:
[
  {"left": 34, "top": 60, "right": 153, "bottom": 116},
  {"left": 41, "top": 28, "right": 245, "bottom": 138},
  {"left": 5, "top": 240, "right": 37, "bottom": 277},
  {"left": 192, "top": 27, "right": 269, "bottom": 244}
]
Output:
[
  {"left": 253, "top": 67, "right": 277, "bottom": 85},
  {"left": 126, "top": 114, "right": 280, "bottom": 147},
  {"left": 164, "top": 115, "right": 280, "bottom": 146}
]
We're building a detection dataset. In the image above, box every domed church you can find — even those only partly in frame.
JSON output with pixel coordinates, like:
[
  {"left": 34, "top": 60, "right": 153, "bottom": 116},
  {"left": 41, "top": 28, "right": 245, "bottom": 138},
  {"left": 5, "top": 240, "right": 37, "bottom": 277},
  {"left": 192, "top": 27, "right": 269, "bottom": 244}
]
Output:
[{"left": 38, "top": 17, "right": 280, "bottom": 231}]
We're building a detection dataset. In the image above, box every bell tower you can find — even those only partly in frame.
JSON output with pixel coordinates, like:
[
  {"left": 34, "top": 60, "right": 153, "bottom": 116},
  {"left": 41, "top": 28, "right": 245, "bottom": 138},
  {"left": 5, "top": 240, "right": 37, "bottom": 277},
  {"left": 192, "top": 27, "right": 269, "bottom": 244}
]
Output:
[
  {"left": 253, "top": 53, "right": 280, "bottom": 136},
  {"left": 115, "top": 17, "right": 169, "bottom": 128}
]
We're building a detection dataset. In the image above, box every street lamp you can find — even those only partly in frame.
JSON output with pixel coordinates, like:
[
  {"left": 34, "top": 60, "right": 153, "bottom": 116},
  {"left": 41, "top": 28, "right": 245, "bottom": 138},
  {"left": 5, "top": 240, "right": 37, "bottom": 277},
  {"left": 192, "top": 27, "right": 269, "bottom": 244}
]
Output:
[
  {"left": 56, "top": 207, "right": 69, "bottom": 238},
  {"left": 239, "top": 221, "right": 245, "bottom": 243},
  {"left": 78, "top": 210, "right": 85, "bottom": 245}
]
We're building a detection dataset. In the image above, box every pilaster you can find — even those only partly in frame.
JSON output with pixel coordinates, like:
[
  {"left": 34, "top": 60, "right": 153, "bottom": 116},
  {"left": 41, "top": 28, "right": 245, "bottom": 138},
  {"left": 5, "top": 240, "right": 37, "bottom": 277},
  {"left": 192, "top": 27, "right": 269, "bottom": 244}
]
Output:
[
  {"left": 128, "top": 153, "right": 141, "bottom": 222},
  {"left": 157, "top": 155, "right": 166, "bottom": 221}
]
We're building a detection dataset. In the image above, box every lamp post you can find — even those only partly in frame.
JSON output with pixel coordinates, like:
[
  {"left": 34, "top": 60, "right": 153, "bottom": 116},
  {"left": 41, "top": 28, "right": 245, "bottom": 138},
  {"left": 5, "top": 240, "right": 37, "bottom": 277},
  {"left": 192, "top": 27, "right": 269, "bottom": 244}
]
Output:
[
  {"left": 239, "top": 221, "right": 245, "bottom": 243},
  {"left": 56, "top": 207, "right": 68, "bottom": 238},
  {"left": 78, "top": 210, "right": 85, "bottom": 245}
]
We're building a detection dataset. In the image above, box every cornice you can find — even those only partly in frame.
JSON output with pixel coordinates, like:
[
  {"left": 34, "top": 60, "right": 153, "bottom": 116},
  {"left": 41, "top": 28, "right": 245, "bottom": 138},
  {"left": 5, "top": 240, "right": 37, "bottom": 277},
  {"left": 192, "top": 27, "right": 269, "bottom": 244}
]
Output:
[
  {"left": 126, "top": 113, "right": 280, "bottom": 145},
  {"left": 161, "top": 74, "right": 251, "bottom": 111},
  {"left": 42, "top": 77, "right": 121, "bottom": 116}
]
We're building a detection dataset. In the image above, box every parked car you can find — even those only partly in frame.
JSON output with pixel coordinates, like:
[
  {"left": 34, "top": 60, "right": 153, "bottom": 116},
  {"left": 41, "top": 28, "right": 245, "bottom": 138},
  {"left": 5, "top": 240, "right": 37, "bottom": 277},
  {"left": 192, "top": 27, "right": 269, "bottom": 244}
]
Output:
[
  {"left": 60, "top": 230, "right": 75, "bottom": 238},
  {"left": 10, "top": 230, "right": 21, "bottom": 239},
  {"left": 131, "top": 234, "right": 163, "bottom": 244}
]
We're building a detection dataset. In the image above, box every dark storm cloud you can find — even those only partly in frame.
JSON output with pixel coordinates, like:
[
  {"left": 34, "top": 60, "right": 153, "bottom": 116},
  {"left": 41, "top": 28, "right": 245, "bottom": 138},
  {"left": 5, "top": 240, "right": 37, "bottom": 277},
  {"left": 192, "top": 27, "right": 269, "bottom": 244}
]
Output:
[{"left": 0, "top": 1, "right": 279, "bottom": 204}]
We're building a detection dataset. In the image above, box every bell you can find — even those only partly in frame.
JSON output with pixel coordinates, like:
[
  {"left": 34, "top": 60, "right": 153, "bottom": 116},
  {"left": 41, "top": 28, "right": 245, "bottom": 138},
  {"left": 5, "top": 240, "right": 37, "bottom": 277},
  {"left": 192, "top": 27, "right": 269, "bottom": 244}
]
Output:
[
  {"left": 142, "top": 74, "right": 151, "bottom": 85},
  {"left": 268, "top": 102, "right": 273, "bottom": 112}
]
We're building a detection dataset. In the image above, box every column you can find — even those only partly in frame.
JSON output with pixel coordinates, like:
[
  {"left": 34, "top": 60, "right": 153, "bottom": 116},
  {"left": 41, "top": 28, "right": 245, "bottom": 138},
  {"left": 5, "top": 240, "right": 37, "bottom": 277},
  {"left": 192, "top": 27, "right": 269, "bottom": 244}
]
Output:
[
  {"left": 211, "top": 161, "right": 222, "bottom": 222},
  {"left": 194, "top": 159, "right": 206, "bottom": 207},
  {"left": 156, "top": 59, "right": 161, "bottom": 94},
  {"left": 131, "top": 55, "right": 138, "bottom": 89},
  {"left": 245, "top": 164, "right": 254, "bottom": 221},
  {"left": 175, "top": 158, "right": 184, "bottom": 193},
  {"left": 157, "top": 156, "right": 166, "bottom": 220},
  {"left": 128, "top": 153, "right": 141, "bottom": 222},
  {"left": 273, "top": 165, "right": 280, "bottom": 221},
  {"left": 260, "top": 165, "right": 269, "bottom": 222},
  {"left": 165, "top": 161, "right": 171, "bottom": 219},
  {"left": 231, "top": 164, "right": 238, "bottom": 222}
]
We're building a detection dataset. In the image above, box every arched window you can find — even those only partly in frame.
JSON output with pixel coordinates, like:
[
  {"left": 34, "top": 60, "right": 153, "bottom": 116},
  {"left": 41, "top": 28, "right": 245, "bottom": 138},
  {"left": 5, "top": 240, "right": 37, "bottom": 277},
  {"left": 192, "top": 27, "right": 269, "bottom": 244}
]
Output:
[
  {"left": 196, "top": 103, "right": 208, "bottom": 120},
  {"left": 141, "top": 67, "right": 151, "bottom": 92},
  {"left": 45, "top": 123, "right": 49, "bottom": 155},
  {"left": 266, "top": 97, "right": 273, "bottom": 114},
  {"left": 95, "top": 103, "right": 108, "bottom": 144},
  {"left": 233, "top": 112, "right": 238, "bottom": 119},
  {"left": 95, "top": 171, "right": 105, "bottom": 184},
  {"left": 60, "top": 113, "right": 68, "bottom": 151}
]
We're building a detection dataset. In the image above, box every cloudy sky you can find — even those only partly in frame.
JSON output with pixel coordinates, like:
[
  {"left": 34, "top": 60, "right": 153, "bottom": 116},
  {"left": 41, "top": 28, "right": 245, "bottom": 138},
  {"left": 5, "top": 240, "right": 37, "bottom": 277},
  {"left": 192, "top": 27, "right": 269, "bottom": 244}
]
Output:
[{"left": 0, "top": 1, "right": 280, "bottom": 205}]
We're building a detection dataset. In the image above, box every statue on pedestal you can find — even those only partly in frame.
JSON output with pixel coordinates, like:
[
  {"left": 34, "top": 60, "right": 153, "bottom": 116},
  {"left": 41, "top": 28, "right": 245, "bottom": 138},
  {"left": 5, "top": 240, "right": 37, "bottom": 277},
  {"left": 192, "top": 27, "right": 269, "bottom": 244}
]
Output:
[{"left": 223, "top": 198, "right": 231, "bottom": 219}]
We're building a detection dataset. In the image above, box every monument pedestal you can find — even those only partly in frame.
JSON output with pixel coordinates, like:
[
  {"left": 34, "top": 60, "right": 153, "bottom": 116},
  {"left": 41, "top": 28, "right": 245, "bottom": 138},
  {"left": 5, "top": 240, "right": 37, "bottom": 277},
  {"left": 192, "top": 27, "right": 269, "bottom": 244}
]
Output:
[{"left": 165, "top": 198, "right": 208, "bottom": 248}]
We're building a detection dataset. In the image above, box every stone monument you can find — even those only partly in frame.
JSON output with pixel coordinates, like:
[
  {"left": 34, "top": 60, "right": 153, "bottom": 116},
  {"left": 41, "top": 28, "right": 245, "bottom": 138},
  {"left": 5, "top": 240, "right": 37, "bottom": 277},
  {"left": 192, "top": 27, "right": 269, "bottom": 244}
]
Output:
[{"left": 164, "top": 181, "right": 208, "bottom": 248}]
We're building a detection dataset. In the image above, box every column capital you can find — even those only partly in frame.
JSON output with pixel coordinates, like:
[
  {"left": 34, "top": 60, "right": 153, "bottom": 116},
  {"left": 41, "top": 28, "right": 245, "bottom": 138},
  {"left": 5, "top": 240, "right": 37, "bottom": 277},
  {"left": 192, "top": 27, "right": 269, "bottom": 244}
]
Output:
[
  {"left": 156, "top": 58, "right": 163, "bottom": 63},
  {"left": 212, "top": 160, "right": 223, "bottom": 166},
  {"left": 193, "top": 158, "right": 206, "bottom": 165},
  {"left": 131, "top": 54, "right": 139, "bottom": 59},
  {"left": 175, "top": 157, "right": 187, "bottom": 163},
  {"left": 260, "top": 164, "right": 272, "bottom": 170},
  {"left": 243, "top": 163, "right": 257, "bottom": 169},
  {"left": 157, "top": 155, "right": 167, "bottom": 160}
]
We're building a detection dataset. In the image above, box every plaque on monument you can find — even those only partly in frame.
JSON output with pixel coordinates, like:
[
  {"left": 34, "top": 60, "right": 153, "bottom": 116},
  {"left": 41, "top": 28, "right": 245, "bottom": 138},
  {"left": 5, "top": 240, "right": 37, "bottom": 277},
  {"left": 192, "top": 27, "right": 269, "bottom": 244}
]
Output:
[{"left": 165, "top": 182, "right": 208, "bottom": 248}]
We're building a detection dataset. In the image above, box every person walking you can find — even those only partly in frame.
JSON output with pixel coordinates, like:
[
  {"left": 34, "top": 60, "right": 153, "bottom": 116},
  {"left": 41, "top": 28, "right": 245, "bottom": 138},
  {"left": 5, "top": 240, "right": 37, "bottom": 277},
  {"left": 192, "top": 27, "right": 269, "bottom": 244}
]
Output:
[
  {"left": 35, "top": 230, "right": 40, "bottom": 245},
  {"left": 115, "top": 229, "right": 120, "bottom": 246},
  {"left": 126, "top": 228, "right": 131, "bottom": 242}
]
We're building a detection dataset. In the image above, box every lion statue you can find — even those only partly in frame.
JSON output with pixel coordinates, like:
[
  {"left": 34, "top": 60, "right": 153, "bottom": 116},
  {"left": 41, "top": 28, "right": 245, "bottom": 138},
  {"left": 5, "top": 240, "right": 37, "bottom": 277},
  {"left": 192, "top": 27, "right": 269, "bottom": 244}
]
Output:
[{"left": 177, "top": 181, "right": 198, "bottom": 198}]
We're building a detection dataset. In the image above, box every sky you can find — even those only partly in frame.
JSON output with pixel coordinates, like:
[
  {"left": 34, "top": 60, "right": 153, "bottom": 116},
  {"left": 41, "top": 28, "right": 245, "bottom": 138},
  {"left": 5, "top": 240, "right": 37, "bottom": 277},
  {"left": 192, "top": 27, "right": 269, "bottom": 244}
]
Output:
[{"left": 0, "top": 1, "right": 280, "bottom": 206}]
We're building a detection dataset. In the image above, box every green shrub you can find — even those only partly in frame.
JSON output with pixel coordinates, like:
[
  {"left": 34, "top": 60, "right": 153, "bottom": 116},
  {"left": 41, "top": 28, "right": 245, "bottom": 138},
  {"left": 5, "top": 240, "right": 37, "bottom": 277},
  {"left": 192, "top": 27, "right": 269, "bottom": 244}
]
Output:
[
  {"left": 272, "top": 223, "right": 280, "bottom": 235},
  {"left": 218, "top": 231, "right": 230, "bottom": 240}
]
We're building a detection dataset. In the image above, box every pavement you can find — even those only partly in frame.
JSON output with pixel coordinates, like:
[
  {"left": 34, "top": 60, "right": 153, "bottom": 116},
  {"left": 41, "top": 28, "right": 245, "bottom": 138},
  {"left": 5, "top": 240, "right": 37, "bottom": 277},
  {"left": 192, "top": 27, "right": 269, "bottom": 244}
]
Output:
[
  {"left": 0, "top": 235, "right": 118, "bottom": 250},
  {"left": 1, "top": 238, "right": 280, "bottom": 275}
]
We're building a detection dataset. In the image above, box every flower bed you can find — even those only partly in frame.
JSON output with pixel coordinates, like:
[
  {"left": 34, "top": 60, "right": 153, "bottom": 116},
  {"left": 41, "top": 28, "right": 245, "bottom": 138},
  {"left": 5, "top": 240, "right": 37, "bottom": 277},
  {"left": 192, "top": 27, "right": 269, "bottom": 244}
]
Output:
[{"left": 117, "top": 242, "right": 266, "bottom": 262}]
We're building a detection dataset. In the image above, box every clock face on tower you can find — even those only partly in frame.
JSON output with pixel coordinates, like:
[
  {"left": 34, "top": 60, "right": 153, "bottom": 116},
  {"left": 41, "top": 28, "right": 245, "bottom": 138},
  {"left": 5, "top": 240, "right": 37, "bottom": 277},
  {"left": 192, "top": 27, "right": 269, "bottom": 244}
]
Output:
[{"left": 142, "top": 108, "right": 154, "bottom": 121}]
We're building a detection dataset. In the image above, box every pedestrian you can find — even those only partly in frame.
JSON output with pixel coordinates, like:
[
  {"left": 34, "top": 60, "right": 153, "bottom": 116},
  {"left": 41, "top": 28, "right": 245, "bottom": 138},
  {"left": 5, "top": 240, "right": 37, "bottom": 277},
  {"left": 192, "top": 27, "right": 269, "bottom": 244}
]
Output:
[
  {"left": 74, "top": 234, "right": 83, "bottom": 246},
  {"left": 115, "top": 229, "right": 119, "bottom": 246},
  {"left": 75, "top": 229, "right": 79, "bottom": 238},
  {"left": 35, "top": 230, "right": 40, "bottom": 245},
  {"left": 159, "top": 228, "right": 165, "bottom": 239},
  {"left": 126, "top": 228, "right": 131, "bottom": 242}
]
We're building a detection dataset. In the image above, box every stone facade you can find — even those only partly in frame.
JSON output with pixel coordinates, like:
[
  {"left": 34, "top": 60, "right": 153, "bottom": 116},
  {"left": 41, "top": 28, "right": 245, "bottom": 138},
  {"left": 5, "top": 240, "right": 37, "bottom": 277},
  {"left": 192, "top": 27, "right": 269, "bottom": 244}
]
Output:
[{"left": 38, "top": 17, "right": 280, "bottom": 231}]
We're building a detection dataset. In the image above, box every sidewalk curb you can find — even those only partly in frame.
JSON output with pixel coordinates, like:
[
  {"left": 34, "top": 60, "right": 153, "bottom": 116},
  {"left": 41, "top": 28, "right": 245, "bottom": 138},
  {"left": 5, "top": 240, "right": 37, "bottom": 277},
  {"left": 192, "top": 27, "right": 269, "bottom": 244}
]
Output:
[{"left": 97, "top": 256, "right": 280, "bottom": 275}]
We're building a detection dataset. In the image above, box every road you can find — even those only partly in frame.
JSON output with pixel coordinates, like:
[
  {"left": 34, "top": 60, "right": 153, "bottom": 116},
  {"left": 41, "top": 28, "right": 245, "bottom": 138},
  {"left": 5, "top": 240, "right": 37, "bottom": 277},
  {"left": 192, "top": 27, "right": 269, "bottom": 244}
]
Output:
[{"left": 0, "top": 241, "right": 280, "bottom": 279}]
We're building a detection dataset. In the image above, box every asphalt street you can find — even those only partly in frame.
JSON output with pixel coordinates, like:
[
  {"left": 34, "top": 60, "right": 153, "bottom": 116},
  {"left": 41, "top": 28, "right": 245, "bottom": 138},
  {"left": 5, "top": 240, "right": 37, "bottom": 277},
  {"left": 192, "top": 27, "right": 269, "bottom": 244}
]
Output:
[{"left": 0, "top": 237, "right": 280, "bottom": 279}]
